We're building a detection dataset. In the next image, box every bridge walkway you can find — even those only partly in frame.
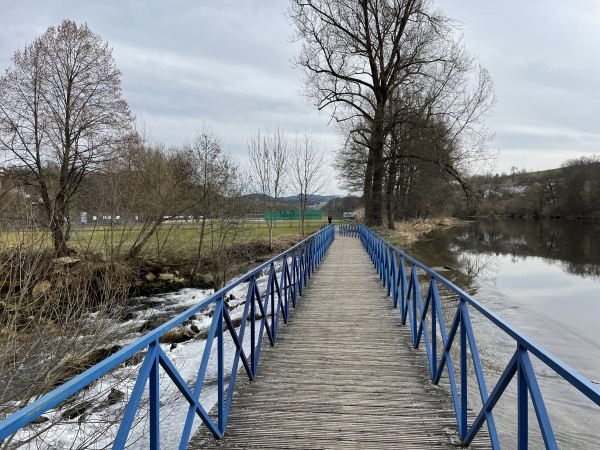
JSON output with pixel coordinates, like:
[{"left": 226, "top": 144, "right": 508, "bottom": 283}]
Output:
[{"left": 190, "top": 236, "right": 490, "bottom": 449}]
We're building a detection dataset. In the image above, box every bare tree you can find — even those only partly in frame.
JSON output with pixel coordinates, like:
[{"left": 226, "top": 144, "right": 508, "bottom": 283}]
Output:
[
  {"left": 186, "top": 125, "right": 240, "bottom": 276},
  {"left": 289, "top": 0, "right": 437, "bottom": 226},
  {"left": 0, "top": 20, "right": 133, "bottom": 256},
  {"left": 247, "top": 128, "right": 287, "bottom": 249},
  {"left": 289, "top": 132, "right": 329, "bottom": 235},
  {"left": 332, "top": 37, "right": 495, "bottom": 227},
  {"left": 123, "top": 142, "right": 197, "bottom": 260},
  {"left": 289, "top": 1, "right": 493, "bottom": 227}
]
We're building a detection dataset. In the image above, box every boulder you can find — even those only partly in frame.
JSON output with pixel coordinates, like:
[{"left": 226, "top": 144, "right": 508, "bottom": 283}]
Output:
[
  {"left": 61, "top": 400, "right": 93, "bottom": 420},
  {"left": 156, "top": 273, "right": 186, "bottom": 284},
  {"left": 31, "top": 415, "right": 49, "bottom": 425},
  {"left": 120, "top": 312, "right": 136, "bottom": 322},
  {"left": 196, "top": 273, "right": 215, "bottom": 289},
  {"left": 138, "top": 318, "right": 164, "bottom": 332},
  {"left": 145, "top": 272, "right": 157, "bottom": 282},
  {"left": 104, "top": 388, "right": 125, "bottom": 406},
  {"left": 159, "top": 327, "right": 194, "bottom": 344}
]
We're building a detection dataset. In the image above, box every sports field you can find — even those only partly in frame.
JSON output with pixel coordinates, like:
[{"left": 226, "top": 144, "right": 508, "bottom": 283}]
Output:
[{"left": 0, "top": 219, "right": 329, "bottom": 259}]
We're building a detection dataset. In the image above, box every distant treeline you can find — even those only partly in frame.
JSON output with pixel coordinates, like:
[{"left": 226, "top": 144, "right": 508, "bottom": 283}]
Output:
[{"left": 469, "top": 155, "right": 600, "bottom": 219}]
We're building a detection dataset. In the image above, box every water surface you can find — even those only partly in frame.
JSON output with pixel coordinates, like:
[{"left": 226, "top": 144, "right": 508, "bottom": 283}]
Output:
[{"left": 412, "top": 218, "right": 600, "bottom": 448}]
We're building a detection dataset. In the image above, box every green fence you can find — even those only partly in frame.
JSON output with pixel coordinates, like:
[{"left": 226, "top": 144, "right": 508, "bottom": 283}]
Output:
[{"left": 264, "top": 210, "right": 323, "bottom": 221}]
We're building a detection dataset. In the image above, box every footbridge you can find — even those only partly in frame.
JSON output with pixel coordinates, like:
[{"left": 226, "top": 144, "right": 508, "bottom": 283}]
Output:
[{"left": 1, "top": 225, "right": 599, "bottom": 449}]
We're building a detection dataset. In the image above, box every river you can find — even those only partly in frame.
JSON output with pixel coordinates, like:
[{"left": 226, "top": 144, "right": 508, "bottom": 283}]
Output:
[{"left": 412, "top": 217, "right": 600, "bottom": 449}]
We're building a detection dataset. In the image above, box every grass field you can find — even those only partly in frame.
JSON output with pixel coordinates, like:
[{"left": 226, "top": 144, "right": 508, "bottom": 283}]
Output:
[{"left": 0, "top": 219, "right": 330, "bottom": 259}]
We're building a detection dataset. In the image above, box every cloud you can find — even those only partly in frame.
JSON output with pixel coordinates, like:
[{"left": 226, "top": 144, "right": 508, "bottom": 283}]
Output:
[{"left": 2, "top": 0, "right": 600, "bottom": 186}]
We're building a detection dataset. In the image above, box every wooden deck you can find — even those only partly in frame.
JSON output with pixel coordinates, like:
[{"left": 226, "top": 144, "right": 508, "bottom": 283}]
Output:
[{"left": 189, "top": 235, "right": 490, "bottom": 449}]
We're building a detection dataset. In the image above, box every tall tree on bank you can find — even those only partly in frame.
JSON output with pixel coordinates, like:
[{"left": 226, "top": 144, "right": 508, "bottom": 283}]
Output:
[
  {"left": 248, "top": 128, "right": 287, "bottom": 250},
  {"left": 0, "top": 20, "right": 133, "bottom": 256},
  {"left": 289, "top": 132, "right": 328, "bottom": 236},
  {"left": 289, "top": 0, "right": 447, "bottom": 226},
  {"left": 289, "top": 0, "right": 491, "bottom": 227}
]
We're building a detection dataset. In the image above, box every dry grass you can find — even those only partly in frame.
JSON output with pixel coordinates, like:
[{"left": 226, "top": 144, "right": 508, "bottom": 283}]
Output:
[{"left": 376, "top": 217, "right": 468, "bottom": 248}]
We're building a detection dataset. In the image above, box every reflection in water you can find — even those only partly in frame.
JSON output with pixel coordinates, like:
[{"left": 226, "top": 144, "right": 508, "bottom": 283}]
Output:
[
  {"left": 460, "top": 252, "right": 499, "bottom": 283},
  {"left": 411, "top": 218, "right": 600, "bottom": 449},
  {"left": 445, "top": 218, "right": 600, "bottom": 279}
]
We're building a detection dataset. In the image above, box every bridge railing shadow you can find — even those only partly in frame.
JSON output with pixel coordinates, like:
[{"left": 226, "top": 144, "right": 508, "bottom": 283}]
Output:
[
  {"left": 358, "top": 225, "right": 600, "bottom": 449},
  {"left": 0, "top": 225, "right": 335, "bottom": 448}
]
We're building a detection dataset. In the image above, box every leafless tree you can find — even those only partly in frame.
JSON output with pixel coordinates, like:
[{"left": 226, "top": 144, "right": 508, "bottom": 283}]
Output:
[
  {"left": 123, "top": 142, "right": 197, "bottom": 260},
  {"left": 289, "top": 1, "right": 495, "bottom": 228},
  {"left": 289, "top": 0, "right": 442, "bottom": 226},
  {"left": 0, "top": 20, "right": 133, "bottom": 256},
  {"left": 332, "top": 40, "right": 495, "bottom": 227},
  {"left": 289, "top": 132, "right": 329, "bottom": 235},
  {"left": 185, "top": 125, "right": 247, "bottom": 280},
  {"left": 247, "top": 128, "right": 287, "bottom": 249}
]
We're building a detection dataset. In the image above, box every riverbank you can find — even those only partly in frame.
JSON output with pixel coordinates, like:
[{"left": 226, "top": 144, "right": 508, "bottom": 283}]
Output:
[
  {"left": 370, "top": 217, "right": 470, "bottom": 251},
  {"left": 132, "top": 235, "right": 305, "bottom": 296}
]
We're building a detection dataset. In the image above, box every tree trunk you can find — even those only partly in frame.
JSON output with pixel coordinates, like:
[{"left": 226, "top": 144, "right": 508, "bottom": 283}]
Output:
[
  {"left": 386, "top": 128, "right": 399, "bottom": 230},
  {"left": 363, "top": 151, "right": 374, "bottom": 207},
  {"left": 128, "top": 221, "right": 161, "bottom": 259},
  {"left": 50, "top": 221, "right": 69, "bottom": 257},
  {"left": 267, "top": 214, "right": 274, "bottom": 250},
  {"left": 386, "top": 159, "right": 398, "bottom": 230},
  {"left": 45, "top": 193, "right": 70, "bottom": 257},
  {"left": 193, "top": 216, "right": 207, "bottom": 277},
  {"left": 365, "top": 108, "right": 385, "bottom": 227}
]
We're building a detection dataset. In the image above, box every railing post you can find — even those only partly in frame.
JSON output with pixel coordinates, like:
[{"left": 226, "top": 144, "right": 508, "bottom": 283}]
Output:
[
  {"left": 149, "top": 340, "right": 160, "bottom": 450},
  {"left": 382, "top": 243, "right": 388, "bottom": 288},
  {"left": 290, "top": 249, "right": 297, "bottom": 306},
  {"left": 217, "top": 298, "right": 224, "bottom": 433},
  {"left": 399, "top": 256, "right": 406, "bottom": 317},
  {"left": 282, "top": 256, "right": 289, "bottom": 322},
  {"left": 270, "top": 263, "right": 275, "bottom": 338},
  {"left": 250, "top": 278, "right": 256, "bottom": 378},
  {"left": 389, "top": 251, "right": 396, "bottom": 302},
  {"left": 517, "top": 344, "right": 528, "bottom": 450},
  {"left": 411, "top": 266, "right": 418, "bottom": 345},
  {"left": 460, "top": 298, "right": 468, "bottom": 441},
  {"left": 431, "top": 278, "right": 437, "bottom": 380}
]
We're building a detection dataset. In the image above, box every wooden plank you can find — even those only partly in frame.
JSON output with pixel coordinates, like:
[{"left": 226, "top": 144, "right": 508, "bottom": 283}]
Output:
[{"left": 189, "top": 236, "right": 491, "bottom": 449}]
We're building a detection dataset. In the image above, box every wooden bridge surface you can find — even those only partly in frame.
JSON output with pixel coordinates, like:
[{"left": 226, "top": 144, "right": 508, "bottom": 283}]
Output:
[{"left": 190, "top": 235, "right": 490, "bottom": 449}]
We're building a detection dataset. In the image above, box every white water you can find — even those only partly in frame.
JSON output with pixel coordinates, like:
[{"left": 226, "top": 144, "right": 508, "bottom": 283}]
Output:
[{"left": 9, "top": 263, "right": 284, "bottom": 449}]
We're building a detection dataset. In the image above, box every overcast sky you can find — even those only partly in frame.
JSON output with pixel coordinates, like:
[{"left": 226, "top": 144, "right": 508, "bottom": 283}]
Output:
[{"left": 1, "top": 1, "right": 600, "bottom": 191}]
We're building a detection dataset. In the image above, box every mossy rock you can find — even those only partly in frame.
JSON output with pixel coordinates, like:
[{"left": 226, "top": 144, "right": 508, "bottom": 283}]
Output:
[{"left": 159, "top": 327, "right": 195, "bottom": 344}]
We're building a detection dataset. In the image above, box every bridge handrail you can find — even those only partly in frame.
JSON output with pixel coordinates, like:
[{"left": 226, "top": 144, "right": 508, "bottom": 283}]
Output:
[
  {"left": 0, "top": 225, "right": 336, "bottom": 448},
  {"left": 338, "top": 223, "right": 359, "bottom": 237},
  {"left": 357, "top": 224, "right": 600, "bottom": 449}
]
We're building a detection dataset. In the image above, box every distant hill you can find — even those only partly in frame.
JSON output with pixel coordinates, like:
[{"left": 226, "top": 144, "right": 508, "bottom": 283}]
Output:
[
  {"left": 242, "top": 193, "right": 338, "bottom": 207},
  {"left": 279, "top": 194, "right": 337, "bottom": 205}
]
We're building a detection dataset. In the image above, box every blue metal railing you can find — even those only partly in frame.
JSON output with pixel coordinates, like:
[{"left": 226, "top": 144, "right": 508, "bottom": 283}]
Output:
[
  {"left": 338, "top": 223, "right": 359, "bottom": 237},
  {"left": 357, "top": 225, "right": 600, "bottom": 449},
  {"left": 0, "top": 225, "right": 335, "bottom": 448}
]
